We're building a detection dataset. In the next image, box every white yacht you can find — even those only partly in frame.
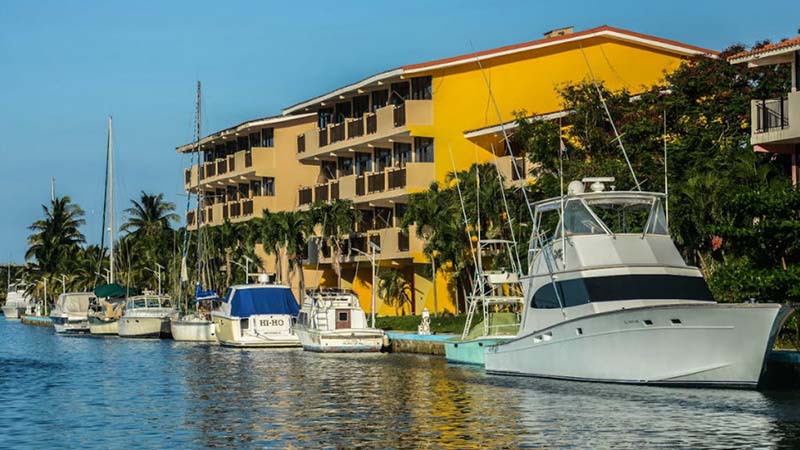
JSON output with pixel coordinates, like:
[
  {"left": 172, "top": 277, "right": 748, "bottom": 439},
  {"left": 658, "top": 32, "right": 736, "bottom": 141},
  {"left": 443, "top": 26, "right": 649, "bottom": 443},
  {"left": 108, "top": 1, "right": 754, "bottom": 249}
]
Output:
[
  {"left": 50, "top": 292, "right": 95, "bottom": 334},
  {"left": 170, "top": 286, "right": 219, "bottom": 343},
  {"left": 212, "top": 283, "right": 301, "bottom": 348},
  {"left": 294, "top": 289, "right": 385, "bottom": 353},
  {"left": 3, "top": 283, "right": 35, "bottom": 320},
  {"left": 118, "top": 294, "right": 177, "bottom": 338},
  {"left": 484, "top": 178, "right": 793, "bottom": 388}
]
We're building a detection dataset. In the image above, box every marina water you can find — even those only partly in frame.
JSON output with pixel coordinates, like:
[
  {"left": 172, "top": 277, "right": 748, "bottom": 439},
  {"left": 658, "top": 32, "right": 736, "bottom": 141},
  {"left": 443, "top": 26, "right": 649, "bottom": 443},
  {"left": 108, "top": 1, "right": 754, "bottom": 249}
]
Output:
[{"left": 2, "top": 320, "right": 800, "bottom": 449}]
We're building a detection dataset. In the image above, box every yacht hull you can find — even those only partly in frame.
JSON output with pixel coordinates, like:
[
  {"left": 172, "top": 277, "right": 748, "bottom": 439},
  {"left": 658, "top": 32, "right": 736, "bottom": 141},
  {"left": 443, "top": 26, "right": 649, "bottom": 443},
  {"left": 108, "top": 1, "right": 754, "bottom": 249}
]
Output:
[
  {"left": 485, "top": 303, "right": 792, "bottom": 388},
  {"left": 445, "top": 336, "right": 514, "bottom": 366},
  {"left": 118, "top": 316, "right": 172, "bottom": 339},
  {"left": 170, "top": 318, "right": 217, "bottom": 342},
  {"left": 51, "top": 316, "right": 90, "bottom": 335},
  {"left": 88, "top": 317, "right": 119, "bottom": 335},
  {"left": 2, "top": 306, "right": 22, "bottom": 320},
  {"left": 295, "top": 327, "right": 384, "bottom": 353},
  {"left": 213, "top": 315, "right": 301, "bottom": 348}
]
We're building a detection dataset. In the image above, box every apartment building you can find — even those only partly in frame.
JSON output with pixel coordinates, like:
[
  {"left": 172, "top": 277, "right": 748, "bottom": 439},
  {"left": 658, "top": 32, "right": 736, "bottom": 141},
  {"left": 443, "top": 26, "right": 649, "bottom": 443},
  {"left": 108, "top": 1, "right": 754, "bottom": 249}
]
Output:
[
  {"left": 178, "top": 25, "right": 715, "bottom": 316},
  {"left": 729, "top": 37, "right": 800, "bottom": 185},
  {"left": 281, "top": 25, "right": 714, "bottom": 315}
]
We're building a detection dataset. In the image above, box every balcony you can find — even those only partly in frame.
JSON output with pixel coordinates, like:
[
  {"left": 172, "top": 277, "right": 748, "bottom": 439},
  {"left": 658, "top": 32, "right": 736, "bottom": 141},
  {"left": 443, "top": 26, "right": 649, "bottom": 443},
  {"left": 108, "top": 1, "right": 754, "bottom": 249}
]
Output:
[
  {"left": 496, "top": 155, "right": 535, "bottom": 185},
  {"left": 296, "top": 100, "right": 433, "bottom": 159},
  {"left": 187, "top": 195, "right": 277, "bottom": 229},
  {"left": 184, "top": 147, "right": 274, "bottom": 190},
  {"left": 297, "top": 162, "right": 434, "bottom": 206},
  {"left": 311, "top": 226, "right": 425, "bottom": 265},
  {"left": 751, "top": 91, "right": 800, "bottom": 148}
]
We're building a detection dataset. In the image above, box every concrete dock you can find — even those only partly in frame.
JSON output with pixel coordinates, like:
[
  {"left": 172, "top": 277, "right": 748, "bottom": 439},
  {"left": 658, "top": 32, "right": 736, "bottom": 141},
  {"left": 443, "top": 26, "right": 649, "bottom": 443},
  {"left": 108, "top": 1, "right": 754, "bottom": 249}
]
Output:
[
  {"left": 385, "top": 332, "right": 456, "bottom": 356},
  {"left": 21, "top": 315, "right": 52, "bottom": 327}
]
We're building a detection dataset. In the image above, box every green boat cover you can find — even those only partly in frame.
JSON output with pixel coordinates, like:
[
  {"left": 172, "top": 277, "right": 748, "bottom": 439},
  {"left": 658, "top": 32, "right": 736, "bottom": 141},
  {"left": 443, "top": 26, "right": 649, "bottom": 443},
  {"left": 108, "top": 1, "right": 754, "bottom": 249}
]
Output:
[{"left": 93, "top": 283, "right": 139, "bottom": 298}]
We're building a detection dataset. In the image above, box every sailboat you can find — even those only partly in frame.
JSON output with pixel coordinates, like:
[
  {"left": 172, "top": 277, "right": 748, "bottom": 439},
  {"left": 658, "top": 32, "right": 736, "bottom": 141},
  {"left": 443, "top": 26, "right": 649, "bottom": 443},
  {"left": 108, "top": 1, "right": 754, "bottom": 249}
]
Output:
[
  {"left": 170, "top": 81, "right": 219, "bottom": 343},
  {"left": 88, "top": 116, "right": 128, "bottom": 336}
]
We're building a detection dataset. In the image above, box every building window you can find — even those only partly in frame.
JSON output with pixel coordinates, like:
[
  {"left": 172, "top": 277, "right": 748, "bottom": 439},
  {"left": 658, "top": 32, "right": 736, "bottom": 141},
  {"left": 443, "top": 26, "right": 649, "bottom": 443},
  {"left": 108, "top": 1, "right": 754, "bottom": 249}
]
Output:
[
  {"left": 371, "top": 90, "right": 388, "bottom": 112},
  {"left": 414, "top": 137, "right": 434, "bottom": 163},
  {"left": 321, "top": 160, "right": 337, "bottom": 180},
  {"left": 355, "top": 152, "right": 372, "bottom": 175},
  {"left": 353, "top": 95, "right": 369, "bottom": 117},
  {"left": 337, "top": 156, "right": 353, "bottom": 176},
  {"left": 250, "top": 179, "right": 261, "bottom": 197},
  {"left": 261, "top": 128, "right": 274, "bottom": 147},
  {"left": 374, "top": 148, "right": 392, "bottom": 172},
  {"left": 237, "top": 137, "right": 248, "bottom": 152},
  {"left": 334, "top": 101, "right": 352, "bottom": 123},
  {"left": 393, "top": 142, "right": 411, "bottom": 167},
  {"left": 226, "top": 140, "right": 236, "bottom": 154},
  {"left": 390, "top": 82, "right": 410, "bottom": 106},
  {"left": 318, "top": 108, "right": 334, "bottom": 128},
  {"left": 249, "top": 132, "right": 259, "bottom": 149},
  {"left": 411, "top": 76, "right": 432, "bottom": 100},
  {"left": 374, "top": 207, "right": 393, "bottom": 229},
  {"left": 238, "top": 183, "right": 250, "bottom": 199},
  {"left": 263, "top": 177, "right": 275, "bottom": 196}
]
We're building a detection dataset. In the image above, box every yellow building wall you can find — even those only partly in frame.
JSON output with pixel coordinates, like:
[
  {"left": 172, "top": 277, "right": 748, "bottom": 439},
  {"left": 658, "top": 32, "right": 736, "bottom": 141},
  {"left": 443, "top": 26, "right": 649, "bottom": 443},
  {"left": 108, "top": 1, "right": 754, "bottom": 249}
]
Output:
[
  {"left": 407, "top": 37, "right": 686, "bottom": 183},
  {"left": 271, "top": 118, "right": 320, "bottom": 211}
]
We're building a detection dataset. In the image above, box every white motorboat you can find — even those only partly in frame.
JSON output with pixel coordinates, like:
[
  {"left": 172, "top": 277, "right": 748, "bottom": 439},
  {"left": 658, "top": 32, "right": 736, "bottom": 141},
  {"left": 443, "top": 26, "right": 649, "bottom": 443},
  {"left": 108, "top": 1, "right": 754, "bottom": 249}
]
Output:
[
  {"left": 2, "top": 282, "right": 35, "bottom": 320},
  {"left": 118, "top": 294, "right": 177, "bottom": 339},
  {"left": 212, "top": 283, "right": 301, "bottom": 348},
  {"left": 171, "top": 286, "right": 219, "bottom": 343},
  {"left": 484, "top": 178, "right": 794, "bottom": 388},
  {"left": 294, "top": 289, "right": 385, "bottom": 353},
  {"left": 50, "top": 292, "right": 95, "bottom": 334}
]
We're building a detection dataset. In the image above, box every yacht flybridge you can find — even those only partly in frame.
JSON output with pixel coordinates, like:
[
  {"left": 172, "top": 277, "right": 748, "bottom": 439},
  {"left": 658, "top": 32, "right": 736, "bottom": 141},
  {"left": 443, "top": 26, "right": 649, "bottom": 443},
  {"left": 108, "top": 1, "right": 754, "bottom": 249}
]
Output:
[{"left": 484, "top": 178, "right": 793, "bottom": 388}]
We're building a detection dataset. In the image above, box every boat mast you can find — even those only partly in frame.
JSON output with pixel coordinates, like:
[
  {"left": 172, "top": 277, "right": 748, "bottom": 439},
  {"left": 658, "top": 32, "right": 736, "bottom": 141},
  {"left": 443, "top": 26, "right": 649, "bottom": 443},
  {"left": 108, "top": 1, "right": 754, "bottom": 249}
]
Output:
[
  {"left": 193, "top": 81, "right": 202, "bottom": 312},
  {"left": 108, "top": 116, "right": 115, "bottom": 284}
]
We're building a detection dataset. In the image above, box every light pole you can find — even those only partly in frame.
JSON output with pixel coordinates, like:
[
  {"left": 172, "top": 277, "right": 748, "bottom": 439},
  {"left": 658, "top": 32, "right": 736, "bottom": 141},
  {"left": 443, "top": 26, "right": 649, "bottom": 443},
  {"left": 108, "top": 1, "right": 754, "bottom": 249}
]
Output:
[
  {"left": 353, "top": 241, "right": 380, "bottom": 328},
  {"left": 144, "top": 263, "right": 164, "bottom": 295},
  {"left": 43, "top": 277, "right": 48, "bottom": 316}
]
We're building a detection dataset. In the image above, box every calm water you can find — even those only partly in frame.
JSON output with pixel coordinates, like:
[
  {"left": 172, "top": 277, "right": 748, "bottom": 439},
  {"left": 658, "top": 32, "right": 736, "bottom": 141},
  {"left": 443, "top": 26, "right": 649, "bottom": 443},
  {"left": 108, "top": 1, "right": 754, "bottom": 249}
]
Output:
[{"left": 1, "top": 320, "right": 800, "bottom": 449}]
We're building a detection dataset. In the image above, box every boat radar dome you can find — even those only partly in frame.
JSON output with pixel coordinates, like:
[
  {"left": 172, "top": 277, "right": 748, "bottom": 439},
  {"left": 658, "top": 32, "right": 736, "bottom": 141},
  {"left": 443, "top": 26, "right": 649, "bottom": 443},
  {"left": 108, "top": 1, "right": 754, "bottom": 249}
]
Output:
[{"left": 567, "top": 180, "right": 585, "bottom": 195}]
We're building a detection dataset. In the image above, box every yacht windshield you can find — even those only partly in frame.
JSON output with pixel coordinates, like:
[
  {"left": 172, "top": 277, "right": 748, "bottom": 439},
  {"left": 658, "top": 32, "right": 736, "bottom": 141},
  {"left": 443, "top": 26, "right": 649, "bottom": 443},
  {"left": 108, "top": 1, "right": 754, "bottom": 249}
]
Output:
[{"left": 583, "top": 196, "right": 668, "bottom": 235}]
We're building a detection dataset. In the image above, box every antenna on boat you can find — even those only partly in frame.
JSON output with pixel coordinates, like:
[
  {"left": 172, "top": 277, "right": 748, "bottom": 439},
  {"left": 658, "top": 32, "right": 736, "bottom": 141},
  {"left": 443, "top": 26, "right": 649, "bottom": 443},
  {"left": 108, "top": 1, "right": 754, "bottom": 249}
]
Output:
[
  {"left": 559, "top": 118, "right": 567, "bottom": 269},
  {"left": 578, "top": 43, "right": 641, "bottom": 191}
]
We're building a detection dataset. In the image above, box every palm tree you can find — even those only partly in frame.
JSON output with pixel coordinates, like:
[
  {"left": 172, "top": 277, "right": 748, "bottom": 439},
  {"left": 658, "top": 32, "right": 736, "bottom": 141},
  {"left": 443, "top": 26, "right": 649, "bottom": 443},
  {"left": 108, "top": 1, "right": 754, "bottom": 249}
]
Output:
[
  {"left": 309, "top": 200, "right": 360, "bottom": 285},
  {"left": 121, "top": 191, "right": 179, "bottom": 290},
  {"left": 377, "top": 268, "right": 412, "bottom": 316}
]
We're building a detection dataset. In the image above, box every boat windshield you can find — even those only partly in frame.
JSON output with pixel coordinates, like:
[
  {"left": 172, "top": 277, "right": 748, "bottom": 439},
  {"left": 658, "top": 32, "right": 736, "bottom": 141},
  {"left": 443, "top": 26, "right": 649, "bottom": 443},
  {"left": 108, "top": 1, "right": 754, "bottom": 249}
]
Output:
[{"left": 542, "top": 194, "right": 668, "bottom": 239}]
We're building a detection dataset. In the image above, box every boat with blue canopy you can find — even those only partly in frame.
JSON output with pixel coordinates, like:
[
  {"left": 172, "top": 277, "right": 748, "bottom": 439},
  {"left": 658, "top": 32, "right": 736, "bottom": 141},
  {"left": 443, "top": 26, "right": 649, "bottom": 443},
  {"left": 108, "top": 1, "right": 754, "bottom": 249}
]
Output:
[{"left": 211, "top": 282, "right": 301, "bottom": 348}]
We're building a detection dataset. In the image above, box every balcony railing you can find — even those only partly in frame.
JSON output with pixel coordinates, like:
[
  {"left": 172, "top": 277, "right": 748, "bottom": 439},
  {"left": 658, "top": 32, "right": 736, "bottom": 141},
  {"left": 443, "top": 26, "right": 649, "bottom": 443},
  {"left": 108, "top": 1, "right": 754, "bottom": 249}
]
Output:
[
  {"left": 319, "top": 128, "right": 328, "bottom": 147},
  {"left": 330, "top": 181, "right": 339, "bottom": 200},
  {"left": 387, "top": 168, "right": 406, "bottom": 189},
  {"left": 222, "top": 204, "right": 229, "bottom": 221},
  {"left": 206, "top": 207, "right": 214, "bottom": 223},
  {"left": 398, "top": 231, "right": 409, "bottom": 252},
  {"left": 185, "top": 169, "right": 191, "bottom": 184},
  {"left": 228, "top": 155, "right": 235, "bottom": 171},
  {"left": 242, "top": 199, "right": 253, "bottom": 216},
  {"left": 244, "top": 151, "right": 253, "bottom": 168},
  {"left": 299, "top": 187, "right": 313, "bottom": 206},
  {"left": 356, "top": 175, "right": 366, "bottom": 196},
  {"left": 217, "top": 159, "right": 227, "bottom": 175},
  {"left": 366, "top": 113, "right": 377, "bottom": 134},
  {"left": 297, "top": 134, "right": 306, "bottom": 153},
  {"left": 511, "top": 157, "right": 526, "bottom": 181},
  {"left": 187, "top": 211, "right": 196, "bottom": 226},
  {"left": 315, "top": 184, "right": 329, "bottom": 202},
  {"left": 205, "top": 163, "right": 216, "bottom": 178},
  {"left": 330, "top": 122, "right": 345, "bottom": 143},
  {"left": 347, "top": 118, "right": 364, "bottom": 138},
  {"left": 756, "top": 97, "right": 789, "bottom": 133},
  {"left": 230, "top": 202, "right": 241, "bottom": 218},
  {"left": 367, "top": 172, "right": 385, "bottom": 193},
  {"left": 393, "top": 103, "right": 406, "bottom": 127}
]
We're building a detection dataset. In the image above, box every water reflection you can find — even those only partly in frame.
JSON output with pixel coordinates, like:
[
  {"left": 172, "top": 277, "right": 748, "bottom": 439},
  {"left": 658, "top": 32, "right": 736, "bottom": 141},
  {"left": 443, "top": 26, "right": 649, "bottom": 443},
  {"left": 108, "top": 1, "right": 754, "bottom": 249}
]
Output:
[{"left": 1, "top": 320, "right": 799, "bottom": 449}]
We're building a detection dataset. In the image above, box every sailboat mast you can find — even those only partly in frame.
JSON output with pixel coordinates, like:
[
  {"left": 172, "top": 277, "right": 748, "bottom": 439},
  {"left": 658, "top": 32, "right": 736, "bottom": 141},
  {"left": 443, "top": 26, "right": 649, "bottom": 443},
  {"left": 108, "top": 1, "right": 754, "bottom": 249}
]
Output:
[
  {"left": 108, "top": 116, "right": 115, "bottom": 284},
  {"left": 195, "top": 81, "right": 202, "bottom": 285}
]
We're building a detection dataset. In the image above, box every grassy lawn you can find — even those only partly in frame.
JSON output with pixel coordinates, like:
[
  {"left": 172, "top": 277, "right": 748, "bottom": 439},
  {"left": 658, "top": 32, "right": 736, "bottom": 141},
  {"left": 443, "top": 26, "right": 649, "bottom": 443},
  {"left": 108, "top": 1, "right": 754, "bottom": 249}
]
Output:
[{"left": 375, "top": 314, "right": 468, "bottom": 334}]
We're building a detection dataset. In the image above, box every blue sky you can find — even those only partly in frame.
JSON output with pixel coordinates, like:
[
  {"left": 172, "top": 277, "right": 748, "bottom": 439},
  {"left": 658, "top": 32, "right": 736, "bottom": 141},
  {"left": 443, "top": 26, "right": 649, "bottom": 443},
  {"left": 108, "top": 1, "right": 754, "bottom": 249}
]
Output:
[{"left": 0, "top": 0, "right": 797, "bottom": 263}]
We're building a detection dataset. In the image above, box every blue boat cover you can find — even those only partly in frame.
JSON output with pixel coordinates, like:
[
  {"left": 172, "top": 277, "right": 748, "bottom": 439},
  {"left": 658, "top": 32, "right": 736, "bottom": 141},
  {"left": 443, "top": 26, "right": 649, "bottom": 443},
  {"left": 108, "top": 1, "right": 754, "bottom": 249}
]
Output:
[
  {"left": 229, "top": 287, "right": 299, "bottom": 317},
  {"left": 195, "top": 283, "right": 219, "bottom": 302}
]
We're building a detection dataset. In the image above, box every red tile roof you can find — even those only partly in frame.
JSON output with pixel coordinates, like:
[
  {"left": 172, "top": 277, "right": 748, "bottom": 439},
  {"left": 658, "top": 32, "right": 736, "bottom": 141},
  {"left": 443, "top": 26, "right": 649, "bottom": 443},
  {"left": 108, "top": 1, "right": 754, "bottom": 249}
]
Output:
[
  {"left": 728, "top": 36, "right": 800, "bottom": 61},
  {"left": 403, "top": 25, "right": 717, "bottom": 72}
]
